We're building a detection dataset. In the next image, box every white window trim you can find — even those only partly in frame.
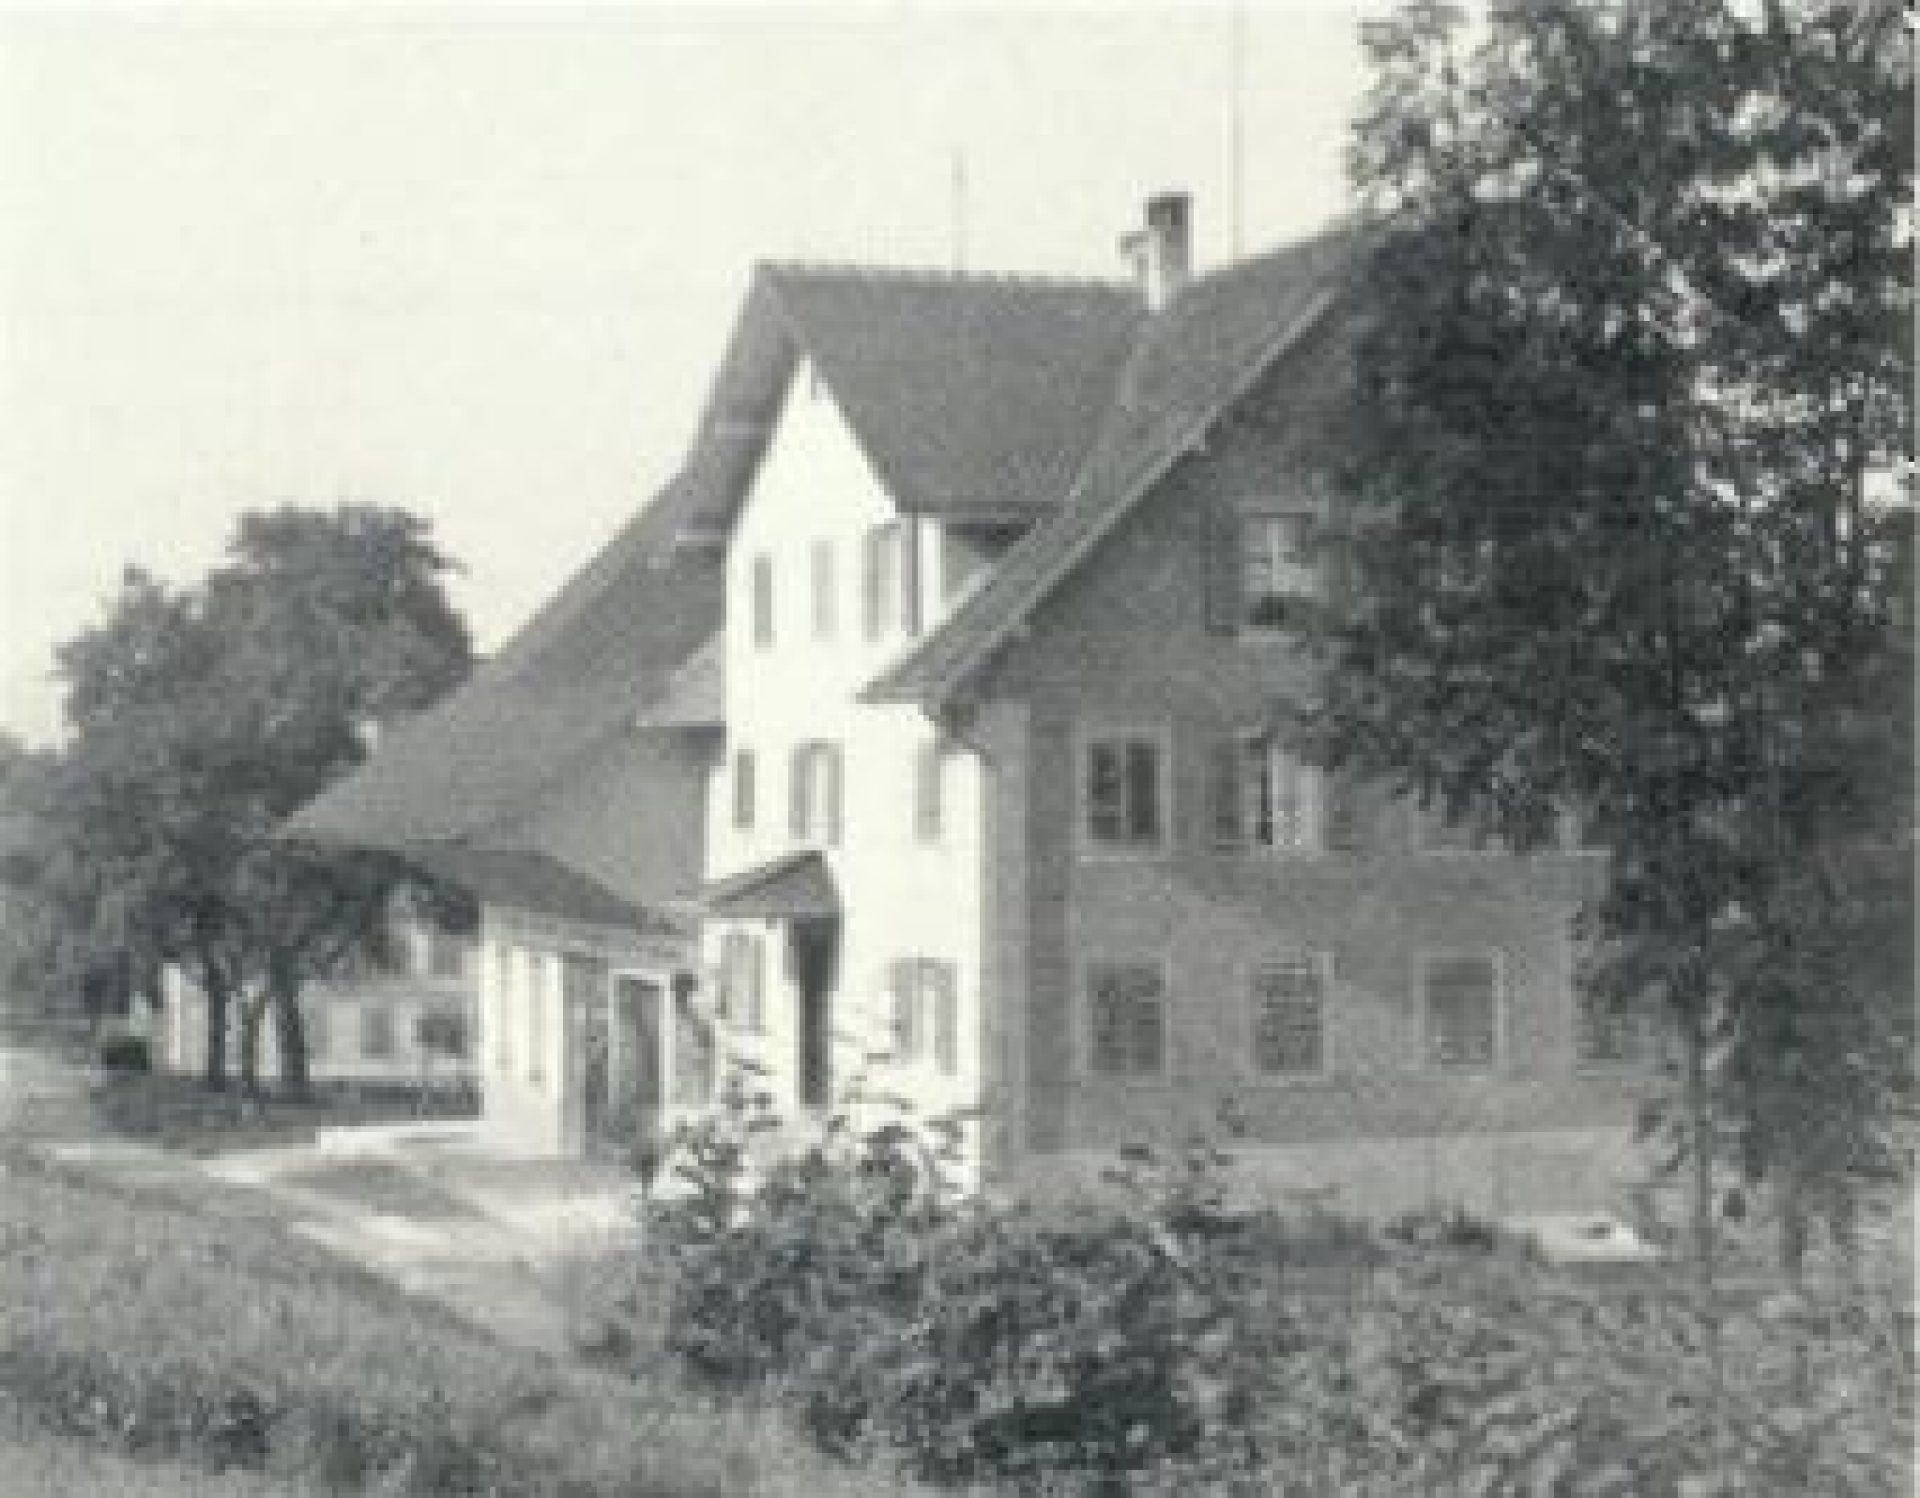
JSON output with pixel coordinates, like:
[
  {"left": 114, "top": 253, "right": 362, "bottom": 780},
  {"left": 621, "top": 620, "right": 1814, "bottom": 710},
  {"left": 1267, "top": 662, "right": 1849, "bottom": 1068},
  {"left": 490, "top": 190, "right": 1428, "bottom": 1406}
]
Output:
[
  {"left": 1073, "top": 952, "right": 1173, "bottom": 1085},
  {"left": 1243, "top": 949, "right": 1336, "bottom": 1083},
  {"left": 1237, "top": 504, "right": 1320, "bottom": 636},
  {"left": 1075, "top": 722, "right": 1174, "bottom": 861},
  {"left": 1417, "top": 947, "right": 1508, "bottom": 1074},
  {"left": 1236, "top": 730, "right": 1326, "bottom": 858}
]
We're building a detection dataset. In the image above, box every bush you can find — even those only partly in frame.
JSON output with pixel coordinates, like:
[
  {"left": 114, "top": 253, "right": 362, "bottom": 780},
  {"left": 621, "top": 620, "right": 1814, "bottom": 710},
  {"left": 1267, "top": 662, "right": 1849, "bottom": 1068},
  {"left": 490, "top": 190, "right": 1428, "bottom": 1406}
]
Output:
[{"left": 647, "top": 1088, "right": 1914, "bottom": 1494}]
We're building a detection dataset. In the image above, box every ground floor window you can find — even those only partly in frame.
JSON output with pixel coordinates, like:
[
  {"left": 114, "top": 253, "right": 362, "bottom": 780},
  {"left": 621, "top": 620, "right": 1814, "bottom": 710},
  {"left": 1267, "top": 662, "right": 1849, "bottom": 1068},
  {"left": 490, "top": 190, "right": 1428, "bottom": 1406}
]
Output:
[
  {"left": 358, "top": 1003, "right": 395, "bottom": 1059},
  {"left": 717, "top": 930, "right": 766, "bottom": 1034},
  {"left": 887, "top": 958, "right": 959, "bottom": 1074},
  {"left": 672, "top": 985, "right": 715, "bottom": 1105},
  {"left": 1423, "top": 952, "right": 1501, "bottom": 1070},
  {"left": 1251, "top": 954, "right": 1328, "bottom": 1076},
  {"left": 1086, "top": 961, "right": 1166, "bottom": 1078}
]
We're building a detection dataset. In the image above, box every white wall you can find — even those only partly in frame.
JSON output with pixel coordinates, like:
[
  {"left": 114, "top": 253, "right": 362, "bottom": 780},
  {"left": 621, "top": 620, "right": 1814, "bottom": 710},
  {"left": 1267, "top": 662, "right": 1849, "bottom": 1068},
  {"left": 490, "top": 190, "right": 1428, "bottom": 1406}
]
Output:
[{"left": 707, "top": 359, "right": 987, "bottom": 1142}]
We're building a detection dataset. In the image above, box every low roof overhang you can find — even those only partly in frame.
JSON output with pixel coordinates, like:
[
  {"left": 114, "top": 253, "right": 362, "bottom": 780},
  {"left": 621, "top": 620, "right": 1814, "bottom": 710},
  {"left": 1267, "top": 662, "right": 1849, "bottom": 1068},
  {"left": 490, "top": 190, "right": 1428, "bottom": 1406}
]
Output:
[{"left": 691, "top": 850, "right": 840, "bottom": 922}]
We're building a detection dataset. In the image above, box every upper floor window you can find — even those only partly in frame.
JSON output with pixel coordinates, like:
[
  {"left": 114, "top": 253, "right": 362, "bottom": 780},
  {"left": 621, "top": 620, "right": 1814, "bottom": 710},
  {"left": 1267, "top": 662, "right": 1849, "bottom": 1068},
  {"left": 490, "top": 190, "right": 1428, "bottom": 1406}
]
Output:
[
  {"left": 750, "top": 554, "right": 775, "bottom": 649},
  {"left": 863, "top": 521, "right": 912, "bottom": 640},
  {"left": 1211, "top": 733, "right": 1325, "bottom": 852},
  {"left": 913, "top": 740, "right": 945, "bottom": 842},
  {"left": 1083, "top": 731, "right": 1166, "bottom": 853},
  {"left": 887, "top": 957, "right": 959, "bottom": 1073},
  {"left": 789, "top": 741, "right": 844, "bottom": 845},
  {"left": 1423, "top": 952, "right": 1501, "bottom": 1071},
  {"left": 1241, "top": 512, "right": 1317, "bottom": 630},
  {"left": 810, "top": 539, "right": 837, "bottom": 641},
  {"left": 1251, "top": 954, "right": 1329, "bottom": 1077},
  {"left": 732, "top": 747, "right": 756, "bottom": 831},
  {"left": 1086, "top": 961, "right": 1166, "bottom": 1078}
]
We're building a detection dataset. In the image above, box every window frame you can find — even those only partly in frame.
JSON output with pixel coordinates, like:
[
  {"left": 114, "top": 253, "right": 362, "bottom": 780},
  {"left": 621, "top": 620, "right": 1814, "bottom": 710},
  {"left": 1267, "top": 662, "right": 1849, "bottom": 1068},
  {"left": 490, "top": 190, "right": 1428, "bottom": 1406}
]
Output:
[
  {"left": 1076, "top": 724, "right": 1173, "bottom": 859},
  {"left": 862, "top": 521, "right": 904, "bottom": 641},
  {"left": 788, "top": 740, "right": 844, "bottom": 846},
  {"left": 1419, "top": 948, "right": 1506, "bottom": 1074},
  {"left": 1078, "top": 955, "right": 1172, "bottom": 1083},
  {"left": 1238, "top": 509, "right": 1319, "bottom": 634},
  {"left": 887, "top": 957, "right": 961, "bottom": 1075},
  {"left": 1246, "top": 950, "right": 1334, "bottom": 1081},
  {"left": 1220, "top": 731, "right": 1325, "bottom": 856}
]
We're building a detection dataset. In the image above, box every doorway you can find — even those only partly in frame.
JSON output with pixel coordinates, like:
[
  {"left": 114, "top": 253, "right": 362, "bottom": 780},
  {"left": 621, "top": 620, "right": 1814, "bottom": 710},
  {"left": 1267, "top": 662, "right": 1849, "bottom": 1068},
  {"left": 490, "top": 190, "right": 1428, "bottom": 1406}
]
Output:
[{"left": 790, "top": 919, "right": 837, "bottom": 1110}]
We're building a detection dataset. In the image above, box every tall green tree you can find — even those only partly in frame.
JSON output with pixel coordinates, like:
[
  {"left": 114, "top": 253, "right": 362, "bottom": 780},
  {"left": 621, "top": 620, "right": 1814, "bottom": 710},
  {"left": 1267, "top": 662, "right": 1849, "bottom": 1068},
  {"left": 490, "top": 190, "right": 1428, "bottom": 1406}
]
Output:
[
  {"left": 48, "top": 505, "right": 473, "bottom": 1094},
  {"left": 1306, "top": 0, "right": 1912, "bottom": 1277}
]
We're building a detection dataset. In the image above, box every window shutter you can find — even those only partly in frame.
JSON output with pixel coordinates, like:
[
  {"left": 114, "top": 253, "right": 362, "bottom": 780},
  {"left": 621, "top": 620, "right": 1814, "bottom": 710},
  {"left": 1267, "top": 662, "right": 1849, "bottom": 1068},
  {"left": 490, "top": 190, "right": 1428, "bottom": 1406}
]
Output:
[
  {"left": 825, "top": 746, "right": 843, "bottom": 845},
  {"left": 1322, "top": 770, "right": 1362, "bottom": 851},
  {"left": 1204, "top": 500, "right": 1241, "bottom": 634},
  {"left": 747, "top": 936, "right": 765, "bottom": 1032},
  {"left": 1125, "top": 739, "right": 1161, "bottom": 842},
  {"left": 1208, "top": 737, "right": 1245, "bottom": 850},
  {"left": 930, "top": 964, "right": 958, "bottom": 1074}
]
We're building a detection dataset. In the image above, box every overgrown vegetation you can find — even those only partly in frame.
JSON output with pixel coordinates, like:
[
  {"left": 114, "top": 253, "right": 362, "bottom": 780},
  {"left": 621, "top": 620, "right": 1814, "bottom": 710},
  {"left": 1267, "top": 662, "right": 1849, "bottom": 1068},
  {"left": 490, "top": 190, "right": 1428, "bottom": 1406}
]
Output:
[{"left": 644, "top": 1087, "right": 1913, "bottom": 1494}]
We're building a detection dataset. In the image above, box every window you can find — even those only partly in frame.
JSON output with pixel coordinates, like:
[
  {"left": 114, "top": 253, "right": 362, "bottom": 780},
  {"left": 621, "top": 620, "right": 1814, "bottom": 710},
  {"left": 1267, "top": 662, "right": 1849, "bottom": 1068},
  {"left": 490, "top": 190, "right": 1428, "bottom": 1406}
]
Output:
[
  {"left": 810, "top": 538, "right": 837, "bottom": 640},
  {"left": 526, "top": 952, "right": 546, "bottom": 1085},
  {"left": 304, "top": 999, "right": 328, "bottom": 1060},
  {"left": 359, "top": 1003, "right": 395, "bottom": 1059},
  {"left": 1241, "top": 513, "right": 1317, "bottom": 630},
  {"left": 913, "top": 741, "right": 944, "bottom": 842},
  {"left": 863, "top": 522, "right": 904, "bottom": 640},
  {"left": 887, "top": 958, "right": 959, "bottom": 1073},
  {"left": 1252, "top": 956, "right": 1328, "bottom": 1076},
  {"left": 732, "top": 748, "right": 756, "bottom": 831},
  {"left": 1424, "top": 953, "right": 1501, "bottom": 1070},
  {"left": 1086, "top": 962, "right": 1166, "bottom": 1077},
  {"left": 1212, "top": 734, "right": 1323, "bottom": 852},
  {"left": 1575, "top": 991, "right": 1648, "bottom": 1066},
  {"left": 1083, "top": 733, "right": 1165, "bottom": 852},
  {"left": 750, "top": 553, "right": 775, "bottom": 648},
  {"left": 789, "top": 741, "right": 843, "bottom": 845},
  {"left": 718, "top": 931, "right": 765, "bottom": 1033},
  {"left": 427, "top": 931, "right": 465, "bottom": 980}
]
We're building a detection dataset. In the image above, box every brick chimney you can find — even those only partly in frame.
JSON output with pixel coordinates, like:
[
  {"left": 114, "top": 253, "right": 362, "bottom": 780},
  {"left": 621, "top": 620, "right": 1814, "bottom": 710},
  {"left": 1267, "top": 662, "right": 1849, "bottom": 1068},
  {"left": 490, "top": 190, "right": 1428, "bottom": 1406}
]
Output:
[{"left": 1120, "top": 190, "right": 1192, "bottom": 311}]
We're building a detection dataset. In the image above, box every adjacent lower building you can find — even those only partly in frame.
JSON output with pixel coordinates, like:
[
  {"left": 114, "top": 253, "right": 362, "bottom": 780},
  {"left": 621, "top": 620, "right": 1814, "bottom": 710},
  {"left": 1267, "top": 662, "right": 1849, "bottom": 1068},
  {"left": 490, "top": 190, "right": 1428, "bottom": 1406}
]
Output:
[{"left": 292, "top": 193, "right": 1657, "bottom": 1211}]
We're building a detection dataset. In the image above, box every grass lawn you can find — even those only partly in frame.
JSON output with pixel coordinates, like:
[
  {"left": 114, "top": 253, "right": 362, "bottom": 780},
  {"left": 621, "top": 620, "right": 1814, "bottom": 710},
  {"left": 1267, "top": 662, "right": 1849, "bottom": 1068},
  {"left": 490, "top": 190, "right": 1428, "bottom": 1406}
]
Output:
[
  {"left": 0, "top": 1146, "right": 919, "bottom": 1497},
  {"left": 0, "top": 1403, "right": 303, "bottom": 1497},
  {"left": 275, "top": 1158, "right": 485, "bottom": 1220}
]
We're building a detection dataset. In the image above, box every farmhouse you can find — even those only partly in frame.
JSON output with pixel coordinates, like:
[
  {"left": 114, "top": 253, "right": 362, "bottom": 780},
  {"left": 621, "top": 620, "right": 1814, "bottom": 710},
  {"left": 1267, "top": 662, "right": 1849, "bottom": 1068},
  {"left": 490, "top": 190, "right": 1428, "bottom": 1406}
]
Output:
[{"left": 292, "top": 195, "right": 1654, "bottom": 1212}]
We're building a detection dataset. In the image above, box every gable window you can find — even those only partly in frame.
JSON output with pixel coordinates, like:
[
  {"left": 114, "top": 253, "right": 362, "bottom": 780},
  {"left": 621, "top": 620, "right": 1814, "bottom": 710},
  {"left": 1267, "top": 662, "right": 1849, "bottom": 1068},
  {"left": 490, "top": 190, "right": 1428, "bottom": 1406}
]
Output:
[
  {"left": 1424, "top": 952, "right": 1501, "bottom": 1071},
  {"left": 913, "top": 740, "right": 945, "bottom": 842},
  {"left": 810, "top": 538, "right": 837, "bottom": 640},
  {"left": 1083, "top": 731, "right": 1166, "bottom": 852},
  {"left": 1210, "top": 733, "right": 1324, "bottom": 852},
  {"left": 789, "top": 741, "right": 844, "bottom": 845},
  {"left": 862, "top": 522, "right": 905, "bottom": 640},
  {"left": 750, "top": 554, "right": 775, "bottom": 649},
  {"left": 732, "top": 747, "right": 756, "bottom": 831},
  {"left": 1086, "top": 961, "right": 1166, "bottom": 1078},
  {"left": 1252, "top": 955, "right": 1329, "bottom": 1076},
  {"left": 1241, "top": 512, "right": 1317, "bottom": 630},
  {"left": 359, "top": 1003, "right": 395, "bottom": 1060},
  {"left": 717, "top": 930, "right": 766, "bottom": 1034},
  {"left": 887, "top": 957, "right": 959, "bottom": 1073}
]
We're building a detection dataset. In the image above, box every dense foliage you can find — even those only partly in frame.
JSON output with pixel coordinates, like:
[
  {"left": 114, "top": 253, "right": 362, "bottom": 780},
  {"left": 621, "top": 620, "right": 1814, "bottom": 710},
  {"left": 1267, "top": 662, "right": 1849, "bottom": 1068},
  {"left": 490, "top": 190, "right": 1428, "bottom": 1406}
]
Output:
[
  {"left": 1304, "top": 0, "right": 1914, "bottom": 1274},
  {"left": 646, "top": 1093, "right": 1911, "bottom": 1494},
  {"left": 19, "top": 505, "right": 474, "bottom": 1095}
]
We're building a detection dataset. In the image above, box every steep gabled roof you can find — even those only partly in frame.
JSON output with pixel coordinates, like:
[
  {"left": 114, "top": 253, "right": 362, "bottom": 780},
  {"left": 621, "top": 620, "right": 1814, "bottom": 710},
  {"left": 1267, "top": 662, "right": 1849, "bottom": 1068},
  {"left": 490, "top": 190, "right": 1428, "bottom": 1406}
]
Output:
[
  {"left": 671, "top": 266, "right": 1144, "bottom": 537},
  {"left": 863, "top": 229, "right": 1351, "bottom": 706},
  {"left": 287, "top": 476, "right": 722, "bottom": 866}
]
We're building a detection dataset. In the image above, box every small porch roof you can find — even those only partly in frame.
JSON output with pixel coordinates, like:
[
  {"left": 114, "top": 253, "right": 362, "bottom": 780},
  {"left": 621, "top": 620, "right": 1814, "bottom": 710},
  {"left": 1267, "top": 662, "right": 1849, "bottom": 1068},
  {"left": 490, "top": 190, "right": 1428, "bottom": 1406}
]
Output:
[{"left": 693, "top": 850, "right": 840, "bottom": 921}]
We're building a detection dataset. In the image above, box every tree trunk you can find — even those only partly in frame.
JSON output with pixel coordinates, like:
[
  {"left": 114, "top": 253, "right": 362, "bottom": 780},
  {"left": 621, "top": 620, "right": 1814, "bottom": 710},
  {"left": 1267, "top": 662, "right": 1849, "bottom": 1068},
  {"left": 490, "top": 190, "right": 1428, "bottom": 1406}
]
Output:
[
  {"left": 237, "top": 991, "right": 270, "bottom": 1099},
  {"left": 1682, "top": 1005, "right": 1717, "bottom": 1290},
  {"left": 200, "top": 967, "right": 230, "bottom": 1093},
  {"left": 269, "top": 952, "right": 311, "bottom": 1102}
]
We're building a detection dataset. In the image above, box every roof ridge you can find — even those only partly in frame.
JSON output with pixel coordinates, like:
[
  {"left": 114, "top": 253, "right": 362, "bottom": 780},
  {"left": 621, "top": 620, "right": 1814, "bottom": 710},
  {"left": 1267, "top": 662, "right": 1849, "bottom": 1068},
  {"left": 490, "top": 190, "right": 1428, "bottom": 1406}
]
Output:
[{"left": 758, "top": 258, "right": 1138, "bottom": 295}]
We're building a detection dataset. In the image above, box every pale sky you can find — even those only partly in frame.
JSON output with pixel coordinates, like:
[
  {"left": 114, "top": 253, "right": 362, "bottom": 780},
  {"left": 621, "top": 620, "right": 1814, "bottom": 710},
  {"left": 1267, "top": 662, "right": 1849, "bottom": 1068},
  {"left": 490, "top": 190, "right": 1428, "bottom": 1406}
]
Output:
[{"left": 0, "top": 1, "right": 1373, "bottom": 747}]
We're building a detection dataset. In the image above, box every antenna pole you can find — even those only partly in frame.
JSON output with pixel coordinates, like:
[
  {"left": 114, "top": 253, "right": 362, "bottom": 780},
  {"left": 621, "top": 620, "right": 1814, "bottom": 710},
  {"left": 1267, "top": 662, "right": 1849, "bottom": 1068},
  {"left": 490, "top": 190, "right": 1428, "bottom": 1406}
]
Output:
[
  {"left": 951, "top": 151, "right": 968, "bottom": 273},
  {"left": 1229, "top": 1, "right": 1246, "bottom": 259}
]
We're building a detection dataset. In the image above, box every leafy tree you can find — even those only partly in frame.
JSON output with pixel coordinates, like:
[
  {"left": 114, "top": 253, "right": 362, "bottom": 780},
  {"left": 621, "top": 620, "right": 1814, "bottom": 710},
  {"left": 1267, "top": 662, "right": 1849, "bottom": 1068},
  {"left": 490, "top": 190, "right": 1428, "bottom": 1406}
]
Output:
[
  {"left": 1307, "top": 0, "right": 1912, "bottom": 1277},
  {"left": 46, "top": 506, "right": 472, "bottom": 1094}
]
